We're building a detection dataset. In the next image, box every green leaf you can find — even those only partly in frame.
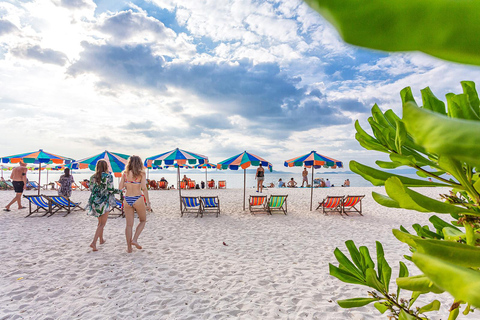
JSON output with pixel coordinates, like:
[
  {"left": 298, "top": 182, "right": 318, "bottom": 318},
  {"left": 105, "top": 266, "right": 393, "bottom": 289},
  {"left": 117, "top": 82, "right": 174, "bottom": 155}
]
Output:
[
  {"left": 429, "top": 215, "right": 462, "bottom": 234},
  {"left": 354, "top": 120, "right": 389, "bottom": 153},
  {"left": 403, "top": 102, "right": 480, "bottom": 167},
  {"left": 375, "top": 160, "right": 404, "bottom": 169},
  {"left": 345, "top": 240, "right": 364, "bottom": 272},
  {"left": 418, "top": 300, "right": 441, "bottom": 313},
  {"left": 414, "top": 238, "right": 480, "bottom": 268},
  {"left": 397, "top": 261, "right": 409, "bottom": 299},
  {"left": 413, "top": 252, "right": 480, "bottom": 308},
  {"left": 376, "top": 242, "right": 391, "bottom": 292},
  {"left": 396, "top": 275, "right": 444, "bottom": 294},
  {"left": 421, "top": 87, "right": 446, "bottom": 115},
  {"left": 443, "top": 227, "right": 466, "bottom": 242},
  {"left": 329, "top": 264, "right": 365, "bottom": 285},
  {"left": 365, "top": 267, "right": 384, "bottom": 292},
  {"left": 350, "top": 161, "right": 449, "bottom": 187},
  {"left": 337, "top": 297, "right": 378, "bottom": 308},
  {"left": 303, "top": 0, "right": 480, "bottom": 66},
  {"left": 359, "top": 246, "right": 375, "bottom": 269},
  {"left": 334, "top": 248, "right": 365, "bottom": 280},
  {"left": 448, "top": 308, "right": 460, "bottom": 320},
  {"left": 393, "top": 229, "right": 421, "bottom": 247},
  {"left": 374, "top": 302, "right": 389, "bottom": 314},
  {"left": 372, "top": 104, "right": 394, "bottom": 129},
  {"left": 447, "top": 93, "right": 480, "bottom": 121},
  {"left": 399, "top": 309, "right": 416, "bottom": 320},
  {"left": 372, "top": 192, "right": 401, "bottom": 208},
  {"left": 461, "top": 81, "right": 480, "bottom": 116}
]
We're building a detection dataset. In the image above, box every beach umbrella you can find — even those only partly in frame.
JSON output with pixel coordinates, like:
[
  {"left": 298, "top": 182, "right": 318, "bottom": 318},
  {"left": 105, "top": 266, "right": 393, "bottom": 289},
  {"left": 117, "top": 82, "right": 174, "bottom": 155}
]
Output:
[
  {"left": 194, "top": 163, "right": 217, "bottom": 187},
  {"left": 284, "top": 151, "right": 343, "bottom": 211},
  {"left": 217, "top": 151, "right": 272, "bottom": 211},
  {"left": 145, "top": 148, "right": 208, "bottom": 212},
  {"left": 70, "top": 150, "right": 130, "bottom": 178},
  {"left": 0, "top": 149, "right": 74, "bottom": 195},
  {"left": 1, "top": 165, "right": 12, "bottom": 179}
]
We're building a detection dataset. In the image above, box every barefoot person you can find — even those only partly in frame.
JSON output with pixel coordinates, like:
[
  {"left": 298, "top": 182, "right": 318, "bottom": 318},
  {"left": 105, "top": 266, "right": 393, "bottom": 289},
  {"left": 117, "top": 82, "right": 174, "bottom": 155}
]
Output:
[
  {"left": 4, "top": 161, "right": 28, "bottom": 211},
  {"left": 255, "top": 163, "right": 265, "bottom": 193},
  {"left": 301, "top": 167, "right": 308, "bottom": 187},
  {"left": 86, "top": 160, "right": 121, "bottom": 252},
  {"left": 119, "top": 155, "right": 150, "bottom": 253},
  {"left": 58, "top": 168, "right": 74, "bottom": 198}
]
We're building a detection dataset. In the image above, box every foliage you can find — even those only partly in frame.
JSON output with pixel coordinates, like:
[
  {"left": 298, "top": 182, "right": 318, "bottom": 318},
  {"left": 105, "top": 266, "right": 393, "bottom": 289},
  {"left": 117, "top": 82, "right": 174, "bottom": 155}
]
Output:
[
  {"left": 329, "top": 81, "right": 480, "bottom": 319},
  {"left": 304, "top": 0, "right": 480, "bottom": 66}
]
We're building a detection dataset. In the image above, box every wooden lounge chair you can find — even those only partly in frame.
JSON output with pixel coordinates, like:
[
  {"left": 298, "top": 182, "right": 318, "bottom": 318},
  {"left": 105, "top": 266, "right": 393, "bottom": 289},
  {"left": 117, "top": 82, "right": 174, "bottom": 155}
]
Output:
[
  {"left": 249, "top": 195, "right": 268, "bottom": 214},
  {"left": 267, "top": 195, "right": 288, "bottom": 215},
  {"left": 207, "top": 180, "right": 215, "bottom": 189},
  {"left": 342, "top": 195, "right": 365, "bottom": 216},
  {"left": 44, "top": 195, "right": 84, "bottom": 217},
  {"left": 317, "top": 196, "right": 344, "bottom": 216},
  {"left": 71, "top": 182, "right": 81, "bottom": 191},
  {"left": 23, "top": 195, "right": 55, "bottom": 217},
  {"left": 109, "top": 197, "right": 124, "bottom": 218},
  {"left": 218, "top": 180, "right": 226, "bottom": 189},
  {"left": 158, "top": 180, "right": 168, "bottom": 189},
  {"left": 180, "top": 181, "right": 188, "bottom": 189},
  {"left": 181, "top": 196, "right": 201, "bottom": 217},
  {"left": 200, "top": 196, "right": 220, "bottom": 217},
  {"left": 27, "top": 181, "right": 40, "bottom": 190},
  {"left": 188, "top": 180, "right": 196, "bottom": 189},
  {"left": 80, "top": 180, "right": 90, "bottom": 191}
]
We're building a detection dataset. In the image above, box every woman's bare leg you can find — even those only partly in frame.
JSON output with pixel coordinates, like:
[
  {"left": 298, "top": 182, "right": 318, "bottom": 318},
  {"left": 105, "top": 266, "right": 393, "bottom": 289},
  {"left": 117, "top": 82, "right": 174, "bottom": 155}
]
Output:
[
  {"left": 90, "top": 213, "right": 108, "bottom": 251},
  {"left": 125, "top": 205, "right": 135, "bottom": 253},
  {"left": 99, "top": 211, "right": 108, "bottom": 244},
  {"left": 132, "top": 202, "right": 147, "bottom": 249}
]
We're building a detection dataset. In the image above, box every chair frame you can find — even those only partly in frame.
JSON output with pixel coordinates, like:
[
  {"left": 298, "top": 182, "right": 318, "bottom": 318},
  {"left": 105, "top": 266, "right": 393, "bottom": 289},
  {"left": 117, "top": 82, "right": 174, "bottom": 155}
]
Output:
[
  {"left": 181, "top": 196, "right": 201, "bottom": 217},
  {"left": 249, "top": 195, "right": 268, "bottom": 214},
  {"left": 158, "top": 180, "right": 168, "bottom": 190},
  {"left": 188, "top": 180, "right": 196, "bottom": 189},
  {"left": 44, "top": 195, "right": 85, "bottom": 217},
  {"left": 342, "top": 195, "right": 365, "bottom": 216},
  {"left": 180, "top": 181, "right": 188, "bottom": 190},
  {"left": 218, "top": 180, "right": 226, "bottom": 189},
  {"left": 23, "top": 195, "right": 54, "bottom": 217},
  {"left": 267, "top": 195, "right": 288, "bottom": 215},
  {"left": 109, "top": 197, "right": 124, "bottom": 218},
  {"left": 200, "top": 196, "right": 220, "bottom": 217},
  {"left": 317, "top": 196, "right": 344, "bottom": 216},
  {"left": 27, "top": 181, "right": 40, "bottom": 191},
  {"left": 207, "top": 181, "right": 215, "bottom": 189}
]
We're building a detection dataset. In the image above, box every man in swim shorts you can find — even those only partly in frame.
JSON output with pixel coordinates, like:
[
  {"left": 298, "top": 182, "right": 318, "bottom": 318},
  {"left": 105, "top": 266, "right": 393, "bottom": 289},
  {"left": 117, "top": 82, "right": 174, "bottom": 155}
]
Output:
[
  {"left": 4, "top": 161, "right": 28, "bottom": 211},
  {"left": 302, "top": 167, "right": 308, "bottom": 187}
]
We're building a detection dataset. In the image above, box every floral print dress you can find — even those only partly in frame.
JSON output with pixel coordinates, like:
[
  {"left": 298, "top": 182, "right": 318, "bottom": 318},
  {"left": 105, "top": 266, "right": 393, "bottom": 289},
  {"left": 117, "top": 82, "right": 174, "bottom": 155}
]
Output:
[
  {"left": 87, "top": 172, "right": 121, "bottom": 217},
  {"left": 58, "top": 174, "right": 74, "bottom": 198}
]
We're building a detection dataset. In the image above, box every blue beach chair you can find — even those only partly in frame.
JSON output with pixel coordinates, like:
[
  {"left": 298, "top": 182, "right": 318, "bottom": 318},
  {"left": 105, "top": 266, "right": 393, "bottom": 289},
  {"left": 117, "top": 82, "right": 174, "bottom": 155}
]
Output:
[
  {"left": 181, "top": 196, "right": 201, "bottom": 217},
  {"left": 109, "top": 197, "right": 124, "bottom": 218},
  {"left": 200, "top": 196, "right": 220, "bottom": 217},
  {"left": 45, "top": 195, "right": 84, "bottom": 217},
  {"left": 27, "top": 181, "right": 41, "bottom": 190},
  {"left": 23, "top": 195, "right": 54, "bottom": 217}
]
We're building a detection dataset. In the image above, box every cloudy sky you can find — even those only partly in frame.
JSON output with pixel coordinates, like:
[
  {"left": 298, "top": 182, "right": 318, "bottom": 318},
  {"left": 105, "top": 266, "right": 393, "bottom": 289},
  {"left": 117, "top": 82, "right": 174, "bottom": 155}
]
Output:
[{"left": 1, "top": 0, "right": 480, "bottom": 171}]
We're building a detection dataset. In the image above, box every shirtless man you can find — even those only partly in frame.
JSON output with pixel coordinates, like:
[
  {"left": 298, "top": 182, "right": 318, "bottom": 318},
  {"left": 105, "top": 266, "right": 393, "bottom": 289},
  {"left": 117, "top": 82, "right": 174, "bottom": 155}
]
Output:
[
  {"left": 302, "top": 167, "right": 308, "bottom": 187},
  {"left": 4, "top": 161, "right": 28, "bottom": 211}
]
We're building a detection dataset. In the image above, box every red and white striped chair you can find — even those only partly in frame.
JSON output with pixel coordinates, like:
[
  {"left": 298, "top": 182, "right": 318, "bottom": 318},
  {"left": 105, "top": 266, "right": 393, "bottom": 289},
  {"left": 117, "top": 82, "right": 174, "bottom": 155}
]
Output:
[
  {"left": 342, "top": 195, "right": 365, "bottom": 216},
  {"left": 316, "top": 196, "right": 344, "bottom": 216}
]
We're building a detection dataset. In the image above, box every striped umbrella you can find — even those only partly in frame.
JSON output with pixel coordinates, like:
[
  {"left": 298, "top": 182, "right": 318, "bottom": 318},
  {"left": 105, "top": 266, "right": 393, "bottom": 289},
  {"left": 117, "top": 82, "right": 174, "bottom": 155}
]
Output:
[
  {"left": 70, "top": 150, "right": 130, "bottom": 178},
  {"left": 145, "top": 148, "right": 208, "bottom": 213},
  {"left": 217, "top": 151, "right": 272, "bottom": 210},
  {"left": 0, "top": 149, "right": 74, "bottom": 194},
  {"left": 284, "top": 151, "right": 343, "bottom": 211},
  {"left": 194, "top": 163, "right": 217, "bottom": 187}
]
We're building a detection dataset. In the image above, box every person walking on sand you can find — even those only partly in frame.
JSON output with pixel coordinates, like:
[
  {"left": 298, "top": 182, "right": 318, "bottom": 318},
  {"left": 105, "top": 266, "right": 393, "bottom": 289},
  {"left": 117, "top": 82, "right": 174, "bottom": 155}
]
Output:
[
  {"left": 255, "top": 163, "right": 265, "bottom": 193},
  {"left": 301, "top": 167, "right": 308, "bottom": 187},
  {"left": 119, "top": 155, "right": 151, "bottom": 253},
  {"left": 86, "top": 160, "right": 121, "bottom": 252},
  {"left": 58, "top": 168, "right": 74, "bottom": 198},
  {"left": 4, "top": 161, "right": 28, "bottom": 211}
]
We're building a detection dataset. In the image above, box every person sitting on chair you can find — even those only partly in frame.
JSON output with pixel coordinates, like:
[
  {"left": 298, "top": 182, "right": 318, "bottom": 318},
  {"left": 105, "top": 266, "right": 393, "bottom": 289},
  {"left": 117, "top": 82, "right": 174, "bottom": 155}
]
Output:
[
  {"left": 278, "top": 178, "right": 286, "bottom": 188},
  {"left": 287, "top": 178, "right": 297, "bottom": 188},
  {"left": 201, "top": 181, "right": 205, "bottom": 189}
]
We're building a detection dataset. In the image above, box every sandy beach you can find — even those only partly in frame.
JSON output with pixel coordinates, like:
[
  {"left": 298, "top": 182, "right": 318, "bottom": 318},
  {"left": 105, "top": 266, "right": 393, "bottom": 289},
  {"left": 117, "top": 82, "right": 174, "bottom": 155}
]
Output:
[{"left": 0, "top": 186, "right": 472, "bottom": 320}]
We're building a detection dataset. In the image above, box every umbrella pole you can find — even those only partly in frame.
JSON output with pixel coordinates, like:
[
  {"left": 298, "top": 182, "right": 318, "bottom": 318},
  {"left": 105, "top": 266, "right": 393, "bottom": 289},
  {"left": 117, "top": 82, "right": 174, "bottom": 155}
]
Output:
[
  {"left": 178, "top": 167, "right": 182, "bottom": 212},
  {"left": 38, "top": 163, "right": 41, "bottom": 195},
  {"left": 310, "top": 167, "right": 314, "bottom": 211},
  {"left": 205, "top": 168, "right": 207, "bottom": 187},
  {"left": 243, "top": 168, "right": 246, "bottom": 211},
  {"left": 46, "top": 166, "right": 49, "bottom": 186},
  {"left": 147, "top": 168, "right": 149, "bottom": 180}
]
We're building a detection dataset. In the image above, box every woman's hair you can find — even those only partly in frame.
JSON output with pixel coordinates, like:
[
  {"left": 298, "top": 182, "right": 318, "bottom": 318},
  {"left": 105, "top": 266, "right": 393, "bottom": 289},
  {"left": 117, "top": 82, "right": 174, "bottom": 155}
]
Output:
[
  {"left": 125, "top": 155, "right": 144, "bottom": 179},
  {"left": 94, "top": 160, "right": 109, "bottom": 183},
  {"left": 64, "top": 168, "right": 70, "bottom": 177}
]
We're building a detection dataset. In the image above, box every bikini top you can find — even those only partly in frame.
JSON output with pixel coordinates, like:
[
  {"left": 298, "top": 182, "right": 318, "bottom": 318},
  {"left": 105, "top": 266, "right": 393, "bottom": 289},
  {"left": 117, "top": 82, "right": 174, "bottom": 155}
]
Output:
[{"left": 124, "top": 174, "right": 141, "bottom": 184}]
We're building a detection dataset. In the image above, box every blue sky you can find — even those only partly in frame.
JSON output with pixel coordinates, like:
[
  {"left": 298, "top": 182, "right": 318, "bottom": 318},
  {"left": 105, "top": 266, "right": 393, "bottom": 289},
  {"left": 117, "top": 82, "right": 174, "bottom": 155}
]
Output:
[{"left": 1, "top": 0, "right": 480, "bottom": 172}]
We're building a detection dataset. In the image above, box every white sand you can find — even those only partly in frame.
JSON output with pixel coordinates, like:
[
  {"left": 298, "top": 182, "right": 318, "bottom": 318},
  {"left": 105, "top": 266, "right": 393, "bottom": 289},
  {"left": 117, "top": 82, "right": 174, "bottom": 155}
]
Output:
[{"left": 0, "top": 187, "right": 473, "bottom": 319}]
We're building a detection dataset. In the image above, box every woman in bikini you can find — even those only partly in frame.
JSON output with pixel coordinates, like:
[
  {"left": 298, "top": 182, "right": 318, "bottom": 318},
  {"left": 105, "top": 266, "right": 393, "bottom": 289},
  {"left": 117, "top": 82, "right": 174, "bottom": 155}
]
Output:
[
  {"left": 119, "top": 155, "right": 151, "bottom": 253},
  {"left": 87, "top": 160, "right": 121, "bottom": 251}
]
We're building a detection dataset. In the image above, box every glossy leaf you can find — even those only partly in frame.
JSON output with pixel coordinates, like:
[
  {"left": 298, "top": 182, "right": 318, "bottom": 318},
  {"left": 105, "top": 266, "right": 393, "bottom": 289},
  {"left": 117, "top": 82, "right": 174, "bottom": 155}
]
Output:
[
  {"left": 443, "top": 227, "right": 466, "bottom": 242},
  {"left": 345, "top": 240, "right": 364, "bottom": 272},
  {"left": 375, "top": 160, "right": 403, "bottom": 169},
  {"left": 429, "top": 215, "right": 461, "bottom": 234},
  {"left": 396, "top": 275, "right": 444, "bottom": 294},
  {"left": 415, "top": 238, "right": 480, "bottom": 267},
  {"left": 329, "top": 264, "right": 365, "bottom": 285},
  {"left": 418, "top": 300, "right": 441, "bottom": 313},
  {"left": 461, "top": 81, "right": 480, "bottom": 116},
  {"left": 365, "top": 268, "right": 384, "bottom": 292},
  {"left": 374, "top": 302, "right": 388, "bottom": 314},
  {"left": 421, "top": 87, "right": 446, "bottom": 115},
  {"left": 413, "top": 252, "right": 480, "bottom": 308},
  {"left": 303, "top": 0, "right": 480, "bottom": 66},
  {"left": 372, "top": 192, "right": 401, "bottom": 208},
  {"left": 447, "top": 93, "right": 480, "bottom": 121},
  {"left": 334, "top": 248, "right": 365, "bottom": 280},
  {"left": 337, "top": 297, "right": 378, "bottom": 308},
  {"left": 403, "top": 102, "right": 480, "bottom": 167},
  {"left": 376, "top": 241, "right": 391, "bottom": 292},
  {"left": 399, "top": 309, "right": 416, "bottom": 320}
]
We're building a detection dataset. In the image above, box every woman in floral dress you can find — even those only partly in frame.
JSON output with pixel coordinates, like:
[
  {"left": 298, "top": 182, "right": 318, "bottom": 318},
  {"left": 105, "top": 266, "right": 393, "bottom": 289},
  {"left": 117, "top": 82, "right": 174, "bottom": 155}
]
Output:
[
  {"left": 58, "top": 168, "right": 74, "bottom": 198},
  {"left": 87, "top": 160, "right": 121, "bottom": 251}
]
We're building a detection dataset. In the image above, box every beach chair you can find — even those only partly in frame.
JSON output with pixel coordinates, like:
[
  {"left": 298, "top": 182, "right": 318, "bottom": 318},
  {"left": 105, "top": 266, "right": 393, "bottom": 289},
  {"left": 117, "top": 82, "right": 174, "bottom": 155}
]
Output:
[
  {"left": 208, "top": 180, "right": 215, "bottom": 189},
  {"left": 218, "top": 180, "right": 226, "bottom": 189},
  {"left": 180, "top": 181, "right": 188, "bottom": 189},
  {"left": 317, "top": 196, "right": 344, "bottom": 216},
  {"left": 27, "top": 181, "right": 40, "bottom": 190},
  {"left": 0, "top": 181, "right": 8, "bottom": 190},
  {"left": 200, "top": 196, "right": 220, "bottom": 217},
  {"left": 342, "top": 195, "right": 365, "bottom": 216},
  {"left": 188, "top": 180, "right": 196, "bottom": 189},
  {"left": 6, "top": 181, "right": 14, "bottom": 190},
  {"left": 23, "top": 195, "right": 55, "bottom": 217},
  {"left": 181, "top": 196, "right": 201, "bottom": 217},
  {"left": 45, "top": 195, "right": 84, "bottom": 217},
  {"left": 267, "top": 195, "right": 288, "bottom": 215},
  {"left": 158, "top": 180, "right": 168, "bottom": 189},
  {"left": 71, "top": 182, "right": 81, "bottom": 191},
  {"left": 109, "top": 197, "right": 124, "bottom": 218},
  {"left": 249, "top": 195, "right": 268, "bottom": 214},
  {"left": 80, "top": 180, "right": 90, "bottom": 191}
]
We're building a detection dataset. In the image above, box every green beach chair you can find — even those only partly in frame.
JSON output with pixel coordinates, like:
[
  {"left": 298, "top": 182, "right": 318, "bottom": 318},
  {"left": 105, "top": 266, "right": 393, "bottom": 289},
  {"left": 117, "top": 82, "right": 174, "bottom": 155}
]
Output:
[{"left": 267, "top": 195, "right": 288, "bottom": 215}]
